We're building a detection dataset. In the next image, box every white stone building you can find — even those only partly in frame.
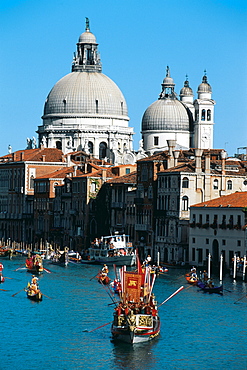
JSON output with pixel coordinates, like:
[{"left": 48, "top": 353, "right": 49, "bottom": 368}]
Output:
[
  {"left": 189, "top": 192, "right": 247, "bottom": 269},
  {"left": 141, "top": 67, "right": 215, "bottom": 155},
  {"left": 37, "top": 19, "right": 136, "bottom": 165},
  {"left": 155, "top": 146, "right": 247, "bottom": 264}
]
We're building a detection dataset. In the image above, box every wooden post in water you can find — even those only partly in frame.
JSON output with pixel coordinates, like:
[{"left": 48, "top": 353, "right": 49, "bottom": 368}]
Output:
[
  {"left": 157, "top": 251, "right": 160, "bottom": 267},
  {"left": 220, "top": 254, "right": 223, "bottom": 283},
  {"left": 208, "top": 253, "right": 211, "bottom": 279},
  {"left": 233, "top": 254, "right": 237, "bottom": 280},
  {"left": 243, "top": 255, "right": 246, "bottom": 282}
]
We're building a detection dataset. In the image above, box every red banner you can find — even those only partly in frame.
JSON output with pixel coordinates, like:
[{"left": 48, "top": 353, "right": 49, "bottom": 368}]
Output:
[{"left": 124, "top": 272, "right": 142, "bottom": 302}]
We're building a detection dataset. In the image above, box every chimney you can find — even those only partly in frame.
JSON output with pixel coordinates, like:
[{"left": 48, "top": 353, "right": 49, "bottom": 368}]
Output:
[
  {"left": 205, "top": 153, "right": 211, "bottom": 174},
  {"left": 102, "top": 168, "right": 107, "bottom": 182},
  {"left": 167, "top": 140, "right": 176, "bottom": 168},
  {"left": 20, "top": 152, "right": 25, "bottom": 161},
  {"left": 221, "top": 150, "right": 227, "bottom": 175},
  {"left": 195, "top": 149, "right": 203, "bottom": 173},
  {"left": 42, "top": 155, "right": 46, "bottom": 162},
  {"left": 74, "top": 165, "right": 78, "bottom": 177},
  {"left": 173, "top": 150, "right": 180, "bottom": 167}
]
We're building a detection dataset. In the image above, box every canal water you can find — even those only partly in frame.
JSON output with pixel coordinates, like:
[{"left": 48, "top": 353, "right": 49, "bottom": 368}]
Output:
[{"left": 0, "top": 257, "right": 246, "bottom": 370}]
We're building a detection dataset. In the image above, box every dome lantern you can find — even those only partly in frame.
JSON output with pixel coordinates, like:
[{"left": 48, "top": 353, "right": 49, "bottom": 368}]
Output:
[
  {"left": 72, "top": 17, "right": 101, "bottom": 73},
  {"left": 159, "top": 66, "right": 176, "bottom": 99}
]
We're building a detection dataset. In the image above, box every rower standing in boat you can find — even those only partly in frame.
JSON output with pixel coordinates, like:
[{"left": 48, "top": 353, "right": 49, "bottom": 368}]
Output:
[
  {"left": 202, "top": 270, "right": 208, "bottom": 282},
  {"left": 101, "top": 264, "right": 109, "bottom": 283}
]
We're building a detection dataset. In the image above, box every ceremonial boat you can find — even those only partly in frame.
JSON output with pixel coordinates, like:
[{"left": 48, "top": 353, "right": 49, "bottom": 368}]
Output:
[
  {"left": 197, "top": 281, "right": 223, "bottom": 294},
  {"left": 25, "top": 255, "right": 44, "bottom": 274},
  {"left": 111, "top": 259, "right": 160, "bottom": 344},
  {"left": 81, "top": 234, "right": 136, "bottom": 266}
]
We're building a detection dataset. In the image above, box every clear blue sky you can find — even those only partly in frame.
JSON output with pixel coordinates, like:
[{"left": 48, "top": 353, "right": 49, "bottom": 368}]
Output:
[{"left": 1, "top": 0, "right": 247, "bottom": 157}]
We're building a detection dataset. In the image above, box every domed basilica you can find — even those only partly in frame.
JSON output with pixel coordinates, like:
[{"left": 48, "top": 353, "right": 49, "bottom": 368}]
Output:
[
  {"left": 142, "top": 67, "right": 216, "bottom": 155},
  {"left": 37, "top": 19, "right": 216, "bottom": 162},
  {"left": 37, "top": 18, "right": 136, "bottom": 165}
]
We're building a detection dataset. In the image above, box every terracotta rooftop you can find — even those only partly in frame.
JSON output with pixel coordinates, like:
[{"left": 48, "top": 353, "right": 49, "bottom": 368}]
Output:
[
  {"left": 191, "top": 192, "right": 247, "bottom": 208},
  {"left": 0, "top": 148, "right": 64, "bottom": 163},
  {"left": 106, "top": 171, "right": 137, "bottom": 184}
]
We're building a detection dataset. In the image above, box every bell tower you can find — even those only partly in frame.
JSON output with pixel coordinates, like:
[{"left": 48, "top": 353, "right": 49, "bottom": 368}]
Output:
[{"left": 193, "top": 71, "right": 216, "bottom": 149}]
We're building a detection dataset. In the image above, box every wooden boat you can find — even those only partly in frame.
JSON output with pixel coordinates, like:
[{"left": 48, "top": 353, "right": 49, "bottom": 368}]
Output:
[
  {"left": 97, "top": 272, "right": 110, "bottom": 285},
  {"left": 111, "top": 260, "right": 160, "bottom": 344},
  {"left": 80, "top": 234, "right": 136, "bottom": 266},
  {"left": 25, "top": 254, "right": 44, "bottom": 274},
  {"left": 50, "top": 251, "right": 69, "bottom": 266},
  {"left": 26, "top": 289, "right": 43, "bottom": 301},
  {"left": 185, "top": 273, "right": 198, "bottom": 285},
  {"left": 0, "top": 275, "right": 5, "bottom": 283},
  {"left": 197, "top": 281, "right": 223, "bottom": 294}
]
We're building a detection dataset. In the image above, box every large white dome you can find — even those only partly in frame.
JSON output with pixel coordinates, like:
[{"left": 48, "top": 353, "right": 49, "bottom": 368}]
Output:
[{"left": 43, "top": 71, "right": 128, "bottom": 119}]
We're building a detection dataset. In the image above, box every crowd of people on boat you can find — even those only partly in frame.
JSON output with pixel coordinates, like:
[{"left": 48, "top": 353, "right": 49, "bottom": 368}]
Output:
[{"left": 114, "top": 294, "right": 158, "bottom": 318}]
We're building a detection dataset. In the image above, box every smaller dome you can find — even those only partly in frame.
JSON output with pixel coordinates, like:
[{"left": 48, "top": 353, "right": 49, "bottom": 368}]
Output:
[
  {"left": 78, "top": 30, "right": 97, "bottom": 44},
  {"left": 180, "top": 79, "right": 193, "bottom": 96},
  {"left": 197, "top": 74, "right": 212, "bottom": 93}
]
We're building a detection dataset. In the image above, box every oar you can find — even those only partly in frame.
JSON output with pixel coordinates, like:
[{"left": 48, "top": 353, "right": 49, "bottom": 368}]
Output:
[
  {"left": 234, "top": 294, "right": 247, "bottom": 304},
  {"left": 12, "top": 288, "right": 24, "bottom": 297},
  {"left": 13, "top": 264, "right": 26, "bottom": 271},
  {"left": 42, "top": 293, "right": 52, "bottom": 299},
  {"left": 4, "top": 277, "right": 14, "bottom": 279},
  {"left": 158, "top": 286, "right": 184, "bottom": 307},
  {"left": 43, "top": 267, "right": 51, "bottom": 274},
  {"left": 90, "top": 272, "right": 100, "bottom": 281},
  {"left": 0, "top": 288, "right": 9, "bottom": 291},
  {"left": 85, "top": 321, "right": 112, "bottom": 333}
]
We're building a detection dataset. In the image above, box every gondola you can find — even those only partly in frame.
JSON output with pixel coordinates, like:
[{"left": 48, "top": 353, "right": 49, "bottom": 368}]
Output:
[
  {"left": 0, "top": 275, "right": 5, "bottom": 283},
  {"left": 26, "top": 289, "right": 43, "bottom": 301},
  {"left": 25, "top": 255, "right": 44, "bottom": 274},
  {"left": 197, "top": 281, "right": 223, "bottom": 294},
  {"left": 185, "top": 273, "right": 198, "bottom": 285},
  {"left": 97, "top": 273, "right": 110, "bottom": 285}
]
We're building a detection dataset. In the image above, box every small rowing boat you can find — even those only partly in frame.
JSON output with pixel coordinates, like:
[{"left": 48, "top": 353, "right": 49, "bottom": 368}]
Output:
[
  {"left": 185, "top": 273, "right": 198, "bottom": 285},
  {"left": 25, "top": 254, "right": 44, "bottom": 274},
  {"left": 197, "top": 281, "right": 223, "bottom": 294},
  {"left": 26, "top": 289, "right": 43, "bottom": 301}
]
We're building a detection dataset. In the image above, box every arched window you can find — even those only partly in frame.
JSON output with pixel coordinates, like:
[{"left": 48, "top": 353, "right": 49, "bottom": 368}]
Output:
[
  {"left": 227, "top": 180, "right": 232, "bottom": 190},
  {"left": 213, "top": 179, "right": 218, "bottom": 190},
  {"left": 207, "top": 109, "right": 211, "bottom": 121},
  {"left": 30, "top": 175, "right": 34, "bottom": 189},
  {"left": 91, "top": 182, "right": 96, "bottom": 192},
  {"left": 201, "top": 109, "right": 206, "bottom": 121},
  {"left": 56, "top": 141, "right": 62, "bottom": 150},
  {"left": 182, "top": 196, "right": 189, "bottom": 211},
  {"left": 182, "top": 177, "right": 189, "bottom": 188},
  {"left": 88, "top": 141, "right": 93, "bottom": 154},
  {"left": 99, "top": 142, "right": 107, "bottom": 159}
]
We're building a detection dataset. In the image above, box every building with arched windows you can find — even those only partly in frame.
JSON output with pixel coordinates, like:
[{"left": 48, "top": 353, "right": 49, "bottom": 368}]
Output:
[{"left": 37, "top": 19, "right": 136, "bottom": 165}]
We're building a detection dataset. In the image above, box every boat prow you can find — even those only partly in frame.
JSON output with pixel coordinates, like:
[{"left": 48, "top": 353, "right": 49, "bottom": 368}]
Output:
[{"left": 111, "top": 313, "right": 160, "bottom": 344}]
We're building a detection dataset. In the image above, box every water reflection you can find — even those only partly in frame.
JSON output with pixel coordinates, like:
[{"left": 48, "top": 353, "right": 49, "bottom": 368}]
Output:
[{"left": 112, "top": 339, "right": 158, "bottom": 370}]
